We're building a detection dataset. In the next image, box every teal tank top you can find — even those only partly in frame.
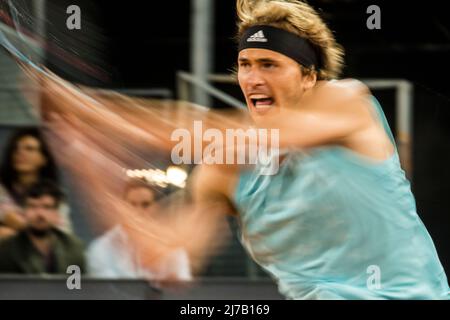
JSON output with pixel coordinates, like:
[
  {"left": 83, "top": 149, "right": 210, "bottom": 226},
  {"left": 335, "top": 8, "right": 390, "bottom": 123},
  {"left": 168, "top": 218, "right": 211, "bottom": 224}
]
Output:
[{"left": 233, "top": 97, "right": 450, "bottom": 299}]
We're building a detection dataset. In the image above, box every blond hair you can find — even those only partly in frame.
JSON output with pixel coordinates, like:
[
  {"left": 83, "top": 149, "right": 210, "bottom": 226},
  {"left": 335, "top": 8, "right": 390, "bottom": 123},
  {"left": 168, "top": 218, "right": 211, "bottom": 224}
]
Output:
[{"left": 236, "top": 0, "right": 344, "bottom": 80}]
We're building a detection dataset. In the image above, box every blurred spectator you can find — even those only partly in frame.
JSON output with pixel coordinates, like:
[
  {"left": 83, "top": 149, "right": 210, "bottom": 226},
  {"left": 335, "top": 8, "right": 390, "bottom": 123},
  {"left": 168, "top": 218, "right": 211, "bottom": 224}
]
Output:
[
  {"left": 0, "top": 181, "right": 85, "bottom": 274},
  {"left": 87, "top": 180, "right": 192, "bottom": 281},
  {"left": 0, "top": 127, "right": 72, "bottom": 238}
]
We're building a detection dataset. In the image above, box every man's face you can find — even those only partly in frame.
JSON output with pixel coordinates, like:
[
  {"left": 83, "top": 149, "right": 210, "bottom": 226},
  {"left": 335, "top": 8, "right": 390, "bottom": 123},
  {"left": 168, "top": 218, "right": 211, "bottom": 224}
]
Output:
[
  {"left": 238, "top": 48, "right": 316, "bottom": 123},
  {"left": 125, "top": 187, "right": 155, "bottom": 216},
  {"left": 24, "top": 195, "right": 59, "bottom": 233}
]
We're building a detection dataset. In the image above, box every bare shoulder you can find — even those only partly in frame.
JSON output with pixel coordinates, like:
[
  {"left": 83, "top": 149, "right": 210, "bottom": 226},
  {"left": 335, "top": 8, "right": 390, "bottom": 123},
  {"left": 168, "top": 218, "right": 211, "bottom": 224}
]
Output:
[
  {"left": 188, "top": 164, "right": 239, "bottom": 214},
  {"left": 316, "top": 79, "right": 370, "bottom": 96},
  {"left": 307, "top": 79, "right": 369, "bottom": 109},
  {"left": 308, "top": 79, "right": 372, "bottom": 115},
  {"left": 321, "top": 80, "right": 394, "bottom": 159}
]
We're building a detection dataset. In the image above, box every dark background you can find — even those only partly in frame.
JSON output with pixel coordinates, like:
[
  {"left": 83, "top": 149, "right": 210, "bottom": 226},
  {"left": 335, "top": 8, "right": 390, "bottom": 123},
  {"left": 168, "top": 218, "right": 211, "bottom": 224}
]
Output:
[
  {"left": 41, "top": 0, "right": 450, "bottom": 274},
  {"left": 46, "top": 0, "right": 450, "bottom": 91}
]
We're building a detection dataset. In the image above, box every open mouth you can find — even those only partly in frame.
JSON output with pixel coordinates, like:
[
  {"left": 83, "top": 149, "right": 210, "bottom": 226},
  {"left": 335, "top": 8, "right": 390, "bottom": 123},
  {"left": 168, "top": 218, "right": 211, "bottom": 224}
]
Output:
[{"left": 250, "top": 96, "right": 275, "bottom": 110}]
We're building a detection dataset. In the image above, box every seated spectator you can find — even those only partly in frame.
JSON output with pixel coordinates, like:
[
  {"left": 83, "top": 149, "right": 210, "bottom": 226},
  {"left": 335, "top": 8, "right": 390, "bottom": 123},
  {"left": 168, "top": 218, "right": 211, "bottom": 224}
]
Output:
[
  {"left": 0, "top": 181, "right": 85, "bottom": 274},
  {"left": 87, "top": 180, "right": 192, "bottom": 281},
  {"left": 0, "top": 127, "right": 72, "bottom": 239}
]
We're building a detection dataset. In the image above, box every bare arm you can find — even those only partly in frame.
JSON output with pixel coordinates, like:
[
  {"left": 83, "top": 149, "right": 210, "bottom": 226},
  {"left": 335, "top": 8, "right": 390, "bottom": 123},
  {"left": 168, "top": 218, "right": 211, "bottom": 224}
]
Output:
[
  {"left": 259, "top": 80, "right": 375, "bottom": 149},
  {"left": 0, "top": 186, "right": 26, "bottom": 230},
  {"left": 188, "top": 164, "right": 239, "bottom": 217},
  {"left": 2, "top": 210, "right": 27, "bottom": 230}
]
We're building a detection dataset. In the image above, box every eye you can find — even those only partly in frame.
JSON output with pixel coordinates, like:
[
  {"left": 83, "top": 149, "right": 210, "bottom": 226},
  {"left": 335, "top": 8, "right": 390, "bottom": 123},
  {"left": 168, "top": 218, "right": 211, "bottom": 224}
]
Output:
[
  {"left": 239, "top": 62, "right": 250, "bottom": 68},
  {"left": 262, "top": 62, "right": 276, "bottom": 69},
  {"left": 24, "top": 146, "right": 39, "bottom": 152},
  {"left": 141, "top": 202, "right": 151, "bottom": 208}
]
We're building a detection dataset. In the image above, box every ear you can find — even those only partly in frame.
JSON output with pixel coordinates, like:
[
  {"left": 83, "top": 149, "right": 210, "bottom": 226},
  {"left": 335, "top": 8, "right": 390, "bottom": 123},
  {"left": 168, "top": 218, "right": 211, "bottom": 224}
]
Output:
[{"left": 303, "top": 72, "right": 317, "bottom": 91}]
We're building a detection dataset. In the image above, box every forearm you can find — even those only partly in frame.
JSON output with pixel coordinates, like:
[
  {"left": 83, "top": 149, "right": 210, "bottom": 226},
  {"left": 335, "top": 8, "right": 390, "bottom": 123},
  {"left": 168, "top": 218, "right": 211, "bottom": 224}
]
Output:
[{"left": 1, "top": 210, "right": 27, "bottom": 230}]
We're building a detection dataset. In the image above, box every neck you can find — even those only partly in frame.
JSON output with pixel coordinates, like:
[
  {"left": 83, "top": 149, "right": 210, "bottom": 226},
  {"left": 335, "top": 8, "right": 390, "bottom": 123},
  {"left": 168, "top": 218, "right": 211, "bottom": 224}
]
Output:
[
  {"left": 16, "top": 172, "right": 39, "bottom": 190},
  {"left": 28, "top": 231, "right": 54, "bottom": 256}
]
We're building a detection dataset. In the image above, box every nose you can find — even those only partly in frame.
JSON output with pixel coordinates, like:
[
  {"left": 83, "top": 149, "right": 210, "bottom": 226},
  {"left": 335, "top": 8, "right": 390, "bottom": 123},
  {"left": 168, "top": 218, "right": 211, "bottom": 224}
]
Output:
[
  {"left": 243, "top": 68, "right": 266, "bottom": 89},
  {"left": 33, "top": 208, "right": 45, "bottom": 217}
]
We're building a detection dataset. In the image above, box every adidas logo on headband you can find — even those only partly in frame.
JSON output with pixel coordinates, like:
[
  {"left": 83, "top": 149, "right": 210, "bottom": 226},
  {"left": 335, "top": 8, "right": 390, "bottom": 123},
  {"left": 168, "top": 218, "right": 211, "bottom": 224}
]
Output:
[
  {"left": 247, "top": 30, "right": 268, "bottom": 43},
  {"left": 239, "top": 25, "right": 320, "bottom": 69}
]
